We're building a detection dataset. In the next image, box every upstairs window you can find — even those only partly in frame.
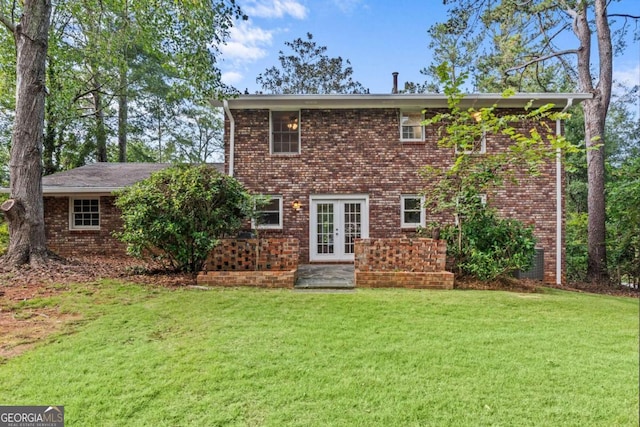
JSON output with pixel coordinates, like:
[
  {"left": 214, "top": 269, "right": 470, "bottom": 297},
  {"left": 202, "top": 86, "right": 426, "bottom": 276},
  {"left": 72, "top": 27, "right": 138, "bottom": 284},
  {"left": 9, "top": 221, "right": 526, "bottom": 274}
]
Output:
[
  {"left": 254, "top": 196, "right": 283, "bottom": 229},
  {"left": 401, "top": 195, "right": 425, "bottom": 228},
  {"left": 70, "top": 198, "right": 100, "bottom": 230},
  {"left": 400, "top": 111, "right": 424, "bottom": 141},
  {"left": 271, "top": 111, "right": 300, "bottom": 154}
]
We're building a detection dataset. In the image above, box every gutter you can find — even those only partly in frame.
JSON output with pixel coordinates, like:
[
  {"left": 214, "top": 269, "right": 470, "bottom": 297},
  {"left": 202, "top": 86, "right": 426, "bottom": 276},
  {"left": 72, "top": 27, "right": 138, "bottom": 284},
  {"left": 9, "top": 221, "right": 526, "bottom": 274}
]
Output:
[
  {"left": 223, "top": 99, "right": 235, "bottom": 177},
  {"left": 556, "top": 98, "right": 573, "bottom": 285}
]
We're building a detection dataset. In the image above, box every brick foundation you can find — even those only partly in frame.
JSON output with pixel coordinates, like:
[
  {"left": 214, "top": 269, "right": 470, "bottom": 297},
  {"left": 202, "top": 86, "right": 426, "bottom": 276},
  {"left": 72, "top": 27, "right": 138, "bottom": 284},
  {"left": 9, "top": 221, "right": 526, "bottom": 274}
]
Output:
[
  {"left": 354, "top": 238, "right": 454, "bottom": 289},
  {"left": 355, "top": 271, "right": 454, "bottom": 289},
  {"left": 197, "top": 269, "right": 298, "bottom": 288}
]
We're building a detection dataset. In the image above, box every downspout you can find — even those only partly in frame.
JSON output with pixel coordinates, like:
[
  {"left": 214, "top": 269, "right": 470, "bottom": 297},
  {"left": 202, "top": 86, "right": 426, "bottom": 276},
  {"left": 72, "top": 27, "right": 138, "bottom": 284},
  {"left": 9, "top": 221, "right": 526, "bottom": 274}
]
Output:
[
  {"left": 223, "top": 99, "right": 235, "bottom": 177},
  {"left": 556, "top": 98, "right": 573, "bottom": 285}
]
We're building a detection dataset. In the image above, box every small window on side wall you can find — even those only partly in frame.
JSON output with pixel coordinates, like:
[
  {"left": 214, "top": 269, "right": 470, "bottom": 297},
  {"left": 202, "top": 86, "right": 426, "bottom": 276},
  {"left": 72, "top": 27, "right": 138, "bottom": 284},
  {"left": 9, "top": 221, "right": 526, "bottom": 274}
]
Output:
[
  {"left": 400, "top": 111, "right": 424, "bottom": 141},
  {"left": 70, "top": 198, "right": 100, "bottom": 230},
  {"left": 271, "top": 111, "right": 300, "bottom": 154},
  {"left": 401, "top": 195, "right": 425, "bottom": 228},
  {"left": 255, "top": 196, "right": 283, "bottom": 229}
]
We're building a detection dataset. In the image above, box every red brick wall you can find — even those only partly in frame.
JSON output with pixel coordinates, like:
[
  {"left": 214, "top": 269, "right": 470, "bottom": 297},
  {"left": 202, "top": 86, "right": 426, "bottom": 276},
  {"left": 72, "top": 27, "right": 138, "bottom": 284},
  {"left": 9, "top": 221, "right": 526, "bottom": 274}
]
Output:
[
  {"left": 226, "top": 107, "right": 563, "bottom": 283},
  {"left": 354, "top": 238, "right": 447, "bottom": 272},
  {"left": 198, "top": 238, "right": 299, "bottom": 288},
  {"left": 203, "top": 238, "right": 299, "bottom": 271},
  {"left": 197, "top": 269, "right": 297, "bottom": 288},
  {"left": 44, "top": 196, "right": 128, "bottom": 257}
]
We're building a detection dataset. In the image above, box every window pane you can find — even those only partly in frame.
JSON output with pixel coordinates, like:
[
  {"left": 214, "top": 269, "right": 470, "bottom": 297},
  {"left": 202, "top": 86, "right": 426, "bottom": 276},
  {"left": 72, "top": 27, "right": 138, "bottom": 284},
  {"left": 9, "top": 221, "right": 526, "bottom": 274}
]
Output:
[
  {"left": 259, "top": 212, "right": 280, "bottom": 225},
  {"left": 256, "top": 198, "right": 281, "bottom": 227},
  {"left": 272, "top": 111, "right": 299, "bottom": 153},
  {"left": 401, "top": 112, "right": 423, "bottom": 140},
  {"left": 404, "top": 198, "right": 421, "bottom": 211},
  {"left": 404, "top": 211, "right": 421, "bottom": 224},
  {"left": 72, "top": 199, "right": 99, "bottom": 228}
]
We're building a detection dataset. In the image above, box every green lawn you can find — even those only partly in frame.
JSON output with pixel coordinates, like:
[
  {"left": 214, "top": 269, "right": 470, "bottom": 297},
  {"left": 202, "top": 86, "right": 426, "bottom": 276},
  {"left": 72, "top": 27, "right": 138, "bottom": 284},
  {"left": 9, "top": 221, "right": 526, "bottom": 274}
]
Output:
[{"left": 1, "top": 282, "right": 638, "bottom": 426}]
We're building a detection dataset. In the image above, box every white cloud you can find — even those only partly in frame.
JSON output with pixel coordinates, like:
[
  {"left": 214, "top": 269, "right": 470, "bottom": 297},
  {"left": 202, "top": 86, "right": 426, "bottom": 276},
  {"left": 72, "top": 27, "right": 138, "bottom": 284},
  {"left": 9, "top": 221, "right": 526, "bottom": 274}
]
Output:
[
  {"left": 220, "top": 21, "right": 274, "bottom": 63},
  {"left": 241, "top": 0, "right": 307, "bottom": 19},
  {"left": 222, "top": 71, "right": 245, "bottom": 86},
  {"left": 613, "top": 64, "right": 640, "bottom": 87},
  {"left": 330, "top": 0, "right": 365, "bottom": 14}
]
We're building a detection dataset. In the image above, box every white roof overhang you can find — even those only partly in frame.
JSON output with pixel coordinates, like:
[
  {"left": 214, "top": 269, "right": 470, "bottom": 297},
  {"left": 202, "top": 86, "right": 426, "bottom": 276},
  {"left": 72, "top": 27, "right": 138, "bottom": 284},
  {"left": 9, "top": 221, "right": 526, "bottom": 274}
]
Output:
[{"left": 213, "top": 93, "right": 592, "bottom": 110}]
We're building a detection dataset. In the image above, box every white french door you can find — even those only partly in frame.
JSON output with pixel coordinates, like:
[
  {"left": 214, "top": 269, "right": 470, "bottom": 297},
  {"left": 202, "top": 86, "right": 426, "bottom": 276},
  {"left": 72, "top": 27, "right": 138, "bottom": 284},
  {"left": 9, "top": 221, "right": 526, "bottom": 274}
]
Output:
[{"left": 310, "top": 196, "right": 369, "bottom": 262}]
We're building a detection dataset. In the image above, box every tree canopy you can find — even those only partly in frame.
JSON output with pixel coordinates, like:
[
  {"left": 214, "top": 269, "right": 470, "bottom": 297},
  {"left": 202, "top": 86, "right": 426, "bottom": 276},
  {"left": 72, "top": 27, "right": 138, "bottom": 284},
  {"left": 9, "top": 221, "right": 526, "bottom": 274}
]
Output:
[
  {"left": 0, "top": 0, "right": 245, "bottom": 267},
  {"left": 426, "top": 0, "right": 639, "bottom": 283},
  {"left": 1, "top": 0, "right": 244, "bottom": 179},
  {"left": 256, "top": 33, "right": 367, "bottom": 94}
]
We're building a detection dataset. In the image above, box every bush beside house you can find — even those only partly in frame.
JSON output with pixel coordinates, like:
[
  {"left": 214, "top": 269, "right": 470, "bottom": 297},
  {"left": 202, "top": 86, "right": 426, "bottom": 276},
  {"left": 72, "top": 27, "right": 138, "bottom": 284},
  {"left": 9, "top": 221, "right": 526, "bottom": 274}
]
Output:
[{"left": 114, "top": 164, "right": 254, "bottom": 273}]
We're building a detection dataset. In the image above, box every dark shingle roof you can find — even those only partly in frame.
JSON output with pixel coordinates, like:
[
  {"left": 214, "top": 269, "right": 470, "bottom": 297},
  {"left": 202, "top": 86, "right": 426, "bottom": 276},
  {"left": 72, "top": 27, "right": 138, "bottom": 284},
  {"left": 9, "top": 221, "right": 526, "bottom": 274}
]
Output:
[{"left": 38, "top": 162, "right": 224, "bottom": 194}]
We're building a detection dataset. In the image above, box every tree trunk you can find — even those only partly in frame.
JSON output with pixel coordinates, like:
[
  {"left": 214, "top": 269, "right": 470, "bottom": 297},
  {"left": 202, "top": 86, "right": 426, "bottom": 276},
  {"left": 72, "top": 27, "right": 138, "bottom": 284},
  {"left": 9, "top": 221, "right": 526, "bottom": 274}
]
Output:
[
  {"left": 574, "top": 0, "right": 612, "bottom": 282},
  {"left": 1, "top": 0, "right": 52, "bottom": 267},
  {"left": 0, "top": 0, "right": 51, "bottom": 266},
  {"left": 93, "top": 78, "right": 108, "bottom": 162},
  {"left": 584, "top": 101, "right": 608, "bottom": 281},
  {"left": 118, "top": 66, "right": 128, "bottom": 162}
]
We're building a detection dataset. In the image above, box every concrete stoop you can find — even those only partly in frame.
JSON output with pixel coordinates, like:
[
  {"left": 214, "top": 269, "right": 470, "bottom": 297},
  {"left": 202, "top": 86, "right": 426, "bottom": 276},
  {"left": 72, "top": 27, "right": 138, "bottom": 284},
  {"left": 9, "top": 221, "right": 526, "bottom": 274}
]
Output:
[{"left": 295, "top": 264, "right": 355, "bottom": 290}]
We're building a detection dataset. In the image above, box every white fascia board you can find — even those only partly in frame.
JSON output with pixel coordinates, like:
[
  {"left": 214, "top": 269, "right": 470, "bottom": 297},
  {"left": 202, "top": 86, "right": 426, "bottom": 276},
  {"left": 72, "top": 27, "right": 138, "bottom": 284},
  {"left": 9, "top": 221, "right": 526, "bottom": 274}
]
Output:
[
  {"left": 43, "top": 187, "right": 122, "bottom": 195},
  {"left": 0, "top": 187, "right": 122, "bottom": 195},
  {"left": 213, "top": 93, "right": 592, "bottom": 110}
]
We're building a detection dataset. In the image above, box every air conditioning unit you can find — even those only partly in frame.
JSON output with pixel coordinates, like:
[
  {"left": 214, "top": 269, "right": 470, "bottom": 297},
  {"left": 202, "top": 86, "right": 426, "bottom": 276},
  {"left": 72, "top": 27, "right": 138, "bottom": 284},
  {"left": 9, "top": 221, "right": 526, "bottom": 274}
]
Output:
[{"left": 516, "top": 248, "right": 544, "bottom": 280}]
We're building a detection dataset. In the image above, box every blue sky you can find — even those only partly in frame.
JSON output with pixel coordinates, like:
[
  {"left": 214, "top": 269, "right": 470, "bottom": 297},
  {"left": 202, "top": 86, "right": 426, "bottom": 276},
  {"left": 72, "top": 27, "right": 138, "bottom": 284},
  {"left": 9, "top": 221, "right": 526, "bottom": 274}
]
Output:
[{"left": 219, "top": 0, "right": 640, "bottom": 95}]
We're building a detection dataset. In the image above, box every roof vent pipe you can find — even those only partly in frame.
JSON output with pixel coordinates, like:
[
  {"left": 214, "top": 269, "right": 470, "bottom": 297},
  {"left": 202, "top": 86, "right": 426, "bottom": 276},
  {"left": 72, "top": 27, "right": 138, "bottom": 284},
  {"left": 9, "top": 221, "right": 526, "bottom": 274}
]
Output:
[{"left": 392, "top": 72, "right": 399, "bottom": 94}]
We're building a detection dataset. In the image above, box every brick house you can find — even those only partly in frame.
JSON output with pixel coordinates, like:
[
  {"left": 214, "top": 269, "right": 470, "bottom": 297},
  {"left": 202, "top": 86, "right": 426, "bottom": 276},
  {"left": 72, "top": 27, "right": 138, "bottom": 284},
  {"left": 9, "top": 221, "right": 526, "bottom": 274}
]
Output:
[
  {"left": 34, "top": 163, "right": 219, "bottom": 257},
  {"left": 216, "top": 93, "right": 590, "bottom": 284}
]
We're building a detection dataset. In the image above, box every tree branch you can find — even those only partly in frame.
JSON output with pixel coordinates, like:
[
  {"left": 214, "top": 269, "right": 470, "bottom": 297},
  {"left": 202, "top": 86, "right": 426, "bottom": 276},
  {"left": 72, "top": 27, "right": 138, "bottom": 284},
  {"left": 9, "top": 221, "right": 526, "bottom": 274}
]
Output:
[
  {"left": 608, "top": 14, "right": 640, "bottom": 19},
  {"left": 505, "top": 49, "right": 579, "bottom": 74},
  {"left": 0, "top": 12, "right": 16, "bottom": 33}
]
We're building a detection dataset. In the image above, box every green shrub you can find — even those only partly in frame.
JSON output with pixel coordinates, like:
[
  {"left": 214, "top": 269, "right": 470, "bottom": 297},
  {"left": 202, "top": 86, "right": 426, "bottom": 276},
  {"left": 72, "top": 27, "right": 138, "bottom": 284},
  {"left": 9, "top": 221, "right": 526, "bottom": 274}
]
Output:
[
  {"left": 114, "top": 164, "right": 253, "bottom": 273},
  {"left": 566, "top": 212, "right": 588, "bottom": 282},
  {"left": 427, "top": 201, "right": 537, "bottom": 281},
  {"left": 0, "top": 220, "right": 8, "bottom": 256},
  {"left": 0, "top": 193, "right": 7, "bottom": 255}
]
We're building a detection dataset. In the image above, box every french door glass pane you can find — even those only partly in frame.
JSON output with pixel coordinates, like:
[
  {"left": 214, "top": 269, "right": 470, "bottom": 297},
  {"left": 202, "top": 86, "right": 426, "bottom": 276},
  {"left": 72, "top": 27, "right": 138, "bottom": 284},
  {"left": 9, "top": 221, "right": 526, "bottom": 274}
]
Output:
[
  {"left": 316, "top": 203, "right": 334, "bottom": 254},
  {"left": 343, "top": 203, "right": 361, "bottom": 254}
]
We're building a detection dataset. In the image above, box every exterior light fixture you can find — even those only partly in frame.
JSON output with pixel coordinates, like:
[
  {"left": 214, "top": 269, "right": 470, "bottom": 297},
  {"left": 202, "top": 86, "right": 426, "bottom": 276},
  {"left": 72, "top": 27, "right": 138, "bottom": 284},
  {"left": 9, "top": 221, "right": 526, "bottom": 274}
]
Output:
[
  {"left": 291, "top": 199, "right": 303, "bottom": 211},
  {"left": 287, "top": 116, "right": 298, "bottom": 130}
]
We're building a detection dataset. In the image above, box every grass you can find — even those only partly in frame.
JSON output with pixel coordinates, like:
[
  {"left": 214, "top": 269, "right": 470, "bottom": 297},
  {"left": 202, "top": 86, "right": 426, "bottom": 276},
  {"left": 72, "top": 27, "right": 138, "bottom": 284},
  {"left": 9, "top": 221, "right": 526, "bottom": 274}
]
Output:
[{"left": 0, "top": 282, "right": 638, "bottom": 426}]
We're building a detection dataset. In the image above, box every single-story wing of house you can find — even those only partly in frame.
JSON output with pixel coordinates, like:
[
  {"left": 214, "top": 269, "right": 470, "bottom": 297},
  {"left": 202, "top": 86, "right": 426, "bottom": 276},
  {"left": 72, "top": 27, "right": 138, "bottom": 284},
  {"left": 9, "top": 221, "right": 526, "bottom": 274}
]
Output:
[{"left": 2, "top": 162, "right": 221, "bottom": 257}]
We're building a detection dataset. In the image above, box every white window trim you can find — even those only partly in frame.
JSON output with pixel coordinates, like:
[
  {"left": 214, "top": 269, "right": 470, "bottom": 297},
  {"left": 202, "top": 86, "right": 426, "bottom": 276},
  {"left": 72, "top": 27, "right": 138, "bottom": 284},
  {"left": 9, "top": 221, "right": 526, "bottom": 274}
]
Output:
[
  {"left": 270, "top": 110, "right": 301, "bottom": 155},
  {"left": 399, "top": 110, "right": 425, "bottom": 142},
  {"left": 69, "top": 197, "right": 100, "bottom": 230},
  {"left": 401, "top": 195, "right": 425, "bottom": 228},
  {"left": 455, "top": 130, "right": 487, "bottom": 154},
  {"left": 253, "top": 195, "right": 283, "bottom": 230}
]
